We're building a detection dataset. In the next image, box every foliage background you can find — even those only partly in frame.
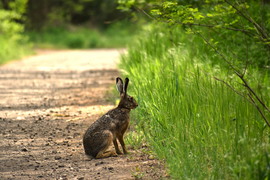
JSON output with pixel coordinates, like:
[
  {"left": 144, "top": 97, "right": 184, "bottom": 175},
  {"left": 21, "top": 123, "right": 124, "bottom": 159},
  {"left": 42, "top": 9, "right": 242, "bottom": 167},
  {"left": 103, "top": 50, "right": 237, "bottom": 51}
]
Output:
[
  {"left": 25, "top": 0, "right": 133, "bottom": 30},
  {"left": 0, "top": 0, "right": 141, "bottom": 63},
  {"left": 0, "top": 0, "right": 31, "bottom": 64}
]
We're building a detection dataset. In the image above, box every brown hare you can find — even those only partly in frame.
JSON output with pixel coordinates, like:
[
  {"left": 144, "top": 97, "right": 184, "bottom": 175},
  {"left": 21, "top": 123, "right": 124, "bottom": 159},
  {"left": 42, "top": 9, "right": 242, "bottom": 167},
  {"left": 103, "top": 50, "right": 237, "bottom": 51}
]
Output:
[{"left": 83, "top": 77, "right": 138, "bottom": 158}]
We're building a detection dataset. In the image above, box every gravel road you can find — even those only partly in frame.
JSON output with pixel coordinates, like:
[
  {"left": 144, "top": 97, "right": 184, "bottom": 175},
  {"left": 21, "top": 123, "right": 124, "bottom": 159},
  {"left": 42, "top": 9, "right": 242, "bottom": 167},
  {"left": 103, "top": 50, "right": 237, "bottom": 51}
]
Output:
[{"left": 0, "top": 49, "right": 166, "bottom": 180}]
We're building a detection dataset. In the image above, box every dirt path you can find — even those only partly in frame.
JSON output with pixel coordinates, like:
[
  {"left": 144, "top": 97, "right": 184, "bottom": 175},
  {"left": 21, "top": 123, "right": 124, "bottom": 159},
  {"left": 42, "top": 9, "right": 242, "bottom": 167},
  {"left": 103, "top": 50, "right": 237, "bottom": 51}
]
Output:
[{"left": 0, "top": 49, "right": 166, "bottom": 180}]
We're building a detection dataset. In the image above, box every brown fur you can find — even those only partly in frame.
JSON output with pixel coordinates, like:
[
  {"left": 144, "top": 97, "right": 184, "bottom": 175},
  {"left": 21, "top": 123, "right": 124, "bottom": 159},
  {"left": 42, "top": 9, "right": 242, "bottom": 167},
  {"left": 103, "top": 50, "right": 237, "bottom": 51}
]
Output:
[{"left": 83, "top": 77, "right": 138, "bottom": 158}]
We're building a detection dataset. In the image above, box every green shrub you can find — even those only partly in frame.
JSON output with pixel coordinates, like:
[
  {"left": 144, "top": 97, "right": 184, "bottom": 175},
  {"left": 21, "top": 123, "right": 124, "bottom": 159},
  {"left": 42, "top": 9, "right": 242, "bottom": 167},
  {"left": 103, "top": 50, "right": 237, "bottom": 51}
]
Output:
[{"left": 0, "top": 0, "right": 31, "bottom": 64}]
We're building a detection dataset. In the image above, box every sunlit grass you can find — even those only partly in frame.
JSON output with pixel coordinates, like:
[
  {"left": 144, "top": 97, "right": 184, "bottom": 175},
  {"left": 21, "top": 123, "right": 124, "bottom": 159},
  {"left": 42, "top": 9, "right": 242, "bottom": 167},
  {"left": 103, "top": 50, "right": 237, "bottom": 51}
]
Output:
[
  {"left": 27, "top": 22, "right": 140, "bottom": 49},
  {"left": 120, "top": 24, "right": 270, "bottom": 179}
]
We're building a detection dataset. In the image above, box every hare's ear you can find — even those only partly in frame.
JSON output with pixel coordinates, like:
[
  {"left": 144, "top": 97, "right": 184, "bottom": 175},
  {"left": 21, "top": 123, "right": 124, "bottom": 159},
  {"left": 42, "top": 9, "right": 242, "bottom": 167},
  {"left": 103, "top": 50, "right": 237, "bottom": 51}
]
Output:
[
  {"left": 124, "top": 77, "right": 129, "bottom": 94},
  {"left": 116, "top": 77, "right": 124, "bottom": 95}
]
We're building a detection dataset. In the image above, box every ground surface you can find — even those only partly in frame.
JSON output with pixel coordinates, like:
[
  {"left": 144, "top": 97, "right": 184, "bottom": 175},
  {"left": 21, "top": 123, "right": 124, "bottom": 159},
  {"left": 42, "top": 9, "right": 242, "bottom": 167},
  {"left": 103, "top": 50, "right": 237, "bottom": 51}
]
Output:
[{"left": 0, "top": 49, "right": 167, "bottom": 180}]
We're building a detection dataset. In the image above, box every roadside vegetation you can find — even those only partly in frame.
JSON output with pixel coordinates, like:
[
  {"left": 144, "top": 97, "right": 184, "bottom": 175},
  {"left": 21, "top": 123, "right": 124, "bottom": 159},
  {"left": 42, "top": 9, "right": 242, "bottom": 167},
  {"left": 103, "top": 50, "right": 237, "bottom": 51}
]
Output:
[{"left": 120, "top": 0, "right": 270, "bottom": 179}]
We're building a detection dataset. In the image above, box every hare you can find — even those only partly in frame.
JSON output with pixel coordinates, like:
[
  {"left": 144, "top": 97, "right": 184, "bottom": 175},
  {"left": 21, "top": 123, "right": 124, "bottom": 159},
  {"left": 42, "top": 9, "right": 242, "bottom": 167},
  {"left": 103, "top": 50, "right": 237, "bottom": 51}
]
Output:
[{"left": 83, "top": 77, "right": 138, "bottom": 159}]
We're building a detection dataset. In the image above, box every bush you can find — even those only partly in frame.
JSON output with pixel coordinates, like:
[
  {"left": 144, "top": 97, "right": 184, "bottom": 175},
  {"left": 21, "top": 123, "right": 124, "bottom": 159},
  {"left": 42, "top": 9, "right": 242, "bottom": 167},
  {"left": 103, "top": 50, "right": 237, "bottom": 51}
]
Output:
[{"left": 0, "top": 0, "right": 31, "bottom": 64}]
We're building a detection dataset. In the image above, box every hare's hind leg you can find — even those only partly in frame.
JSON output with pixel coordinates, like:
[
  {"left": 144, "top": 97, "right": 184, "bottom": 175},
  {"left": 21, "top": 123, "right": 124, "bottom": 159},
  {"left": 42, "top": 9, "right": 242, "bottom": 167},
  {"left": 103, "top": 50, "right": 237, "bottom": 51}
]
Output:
[
  {"left": 95, "top": 131, "right": 118, "bottom": 159},
  {"left": 96, "top": 150, "right": 118, "bottom": 159}
]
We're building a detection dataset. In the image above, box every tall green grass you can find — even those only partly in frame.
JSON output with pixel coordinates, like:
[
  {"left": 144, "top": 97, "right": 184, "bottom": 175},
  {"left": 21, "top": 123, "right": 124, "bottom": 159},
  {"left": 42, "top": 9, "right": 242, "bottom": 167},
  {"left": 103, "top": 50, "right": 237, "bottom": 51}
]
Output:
[{"left": 120, "top": 24, "right": 270, "bottom": 179}]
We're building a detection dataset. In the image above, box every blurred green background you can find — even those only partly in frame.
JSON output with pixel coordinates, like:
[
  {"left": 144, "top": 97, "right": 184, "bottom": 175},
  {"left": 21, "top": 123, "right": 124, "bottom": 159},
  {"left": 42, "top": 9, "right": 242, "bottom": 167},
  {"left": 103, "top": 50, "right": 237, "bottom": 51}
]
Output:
[{"left": 0, "top": 0, "right": 143, "bottom": 63}]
